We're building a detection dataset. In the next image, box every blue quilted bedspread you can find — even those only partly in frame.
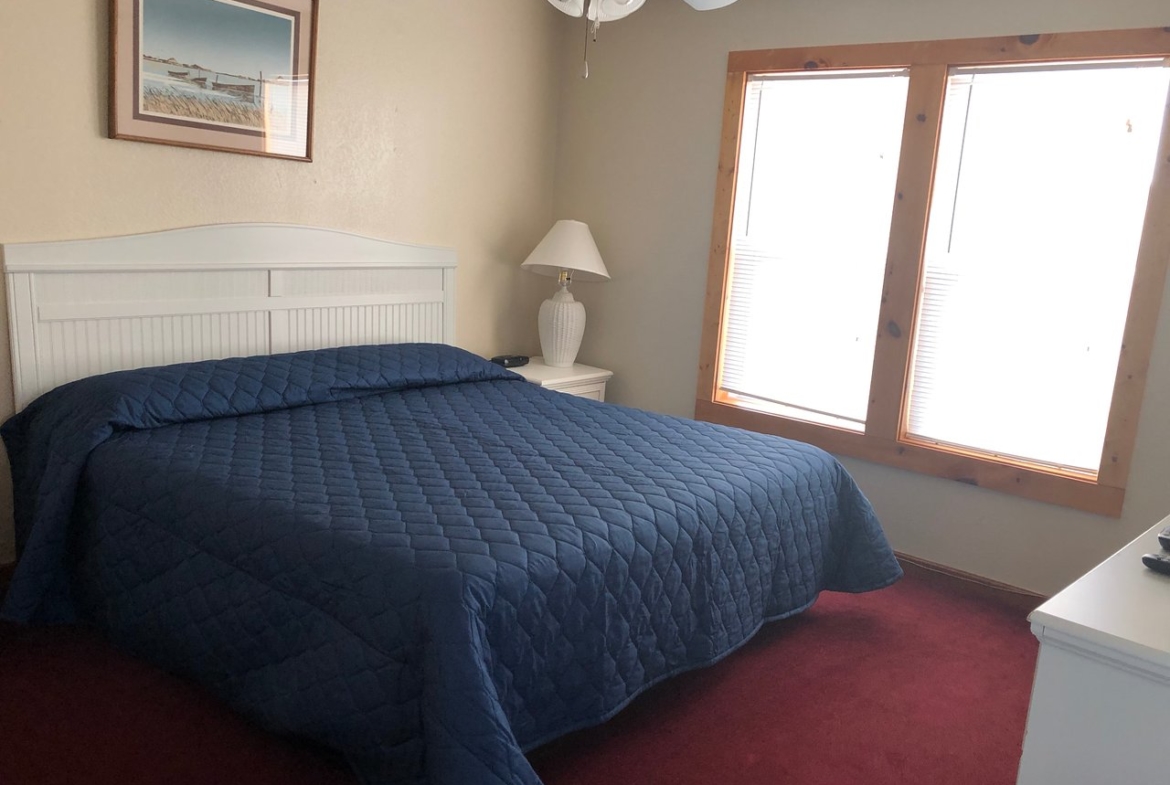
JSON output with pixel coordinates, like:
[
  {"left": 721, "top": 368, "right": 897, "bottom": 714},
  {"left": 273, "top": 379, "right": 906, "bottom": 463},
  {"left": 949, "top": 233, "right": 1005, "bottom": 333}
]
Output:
[{"left": 2, "top": 344, "right": 901, "bottom": 784}]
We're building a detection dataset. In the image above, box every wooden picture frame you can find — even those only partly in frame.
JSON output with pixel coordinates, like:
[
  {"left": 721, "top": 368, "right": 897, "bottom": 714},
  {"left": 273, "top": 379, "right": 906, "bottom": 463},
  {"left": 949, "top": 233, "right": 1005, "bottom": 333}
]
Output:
[{"left": 109, "top": 0, "right": 318, "bottom": 162}]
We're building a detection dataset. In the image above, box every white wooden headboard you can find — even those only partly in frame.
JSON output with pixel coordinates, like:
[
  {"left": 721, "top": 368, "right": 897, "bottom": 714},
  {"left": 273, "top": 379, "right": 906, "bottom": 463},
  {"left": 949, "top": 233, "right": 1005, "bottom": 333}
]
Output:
[{"left": 1, "top": 223, "right": 457, "bottom": 410}]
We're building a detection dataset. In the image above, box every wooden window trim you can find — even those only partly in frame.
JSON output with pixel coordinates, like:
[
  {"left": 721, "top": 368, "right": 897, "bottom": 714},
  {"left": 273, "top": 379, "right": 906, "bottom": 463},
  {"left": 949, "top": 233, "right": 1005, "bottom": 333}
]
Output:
[{"left": 696, "top": 28, "right": 1170, "bottom": 518}]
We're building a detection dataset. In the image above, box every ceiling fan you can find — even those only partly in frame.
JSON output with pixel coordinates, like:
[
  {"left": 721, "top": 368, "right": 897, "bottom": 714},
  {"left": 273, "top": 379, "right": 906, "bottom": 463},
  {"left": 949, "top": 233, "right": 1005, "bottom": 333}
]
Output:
[
  {"left": 549, "top": 0, "right": 739, "bottom": 76},
  {"left": 547, "top": 0, "right": 739, "bottom": 21}
]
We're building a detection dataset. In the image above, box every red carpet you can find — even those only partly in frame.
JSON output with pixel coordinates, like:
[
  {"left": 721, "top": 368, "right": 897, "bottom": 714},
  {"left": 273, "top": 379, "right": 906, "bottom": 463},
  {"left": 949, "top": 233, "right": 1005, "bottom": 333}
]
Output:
[{"left": 0, "top": 564, "right": 1039, "bottom": 784}]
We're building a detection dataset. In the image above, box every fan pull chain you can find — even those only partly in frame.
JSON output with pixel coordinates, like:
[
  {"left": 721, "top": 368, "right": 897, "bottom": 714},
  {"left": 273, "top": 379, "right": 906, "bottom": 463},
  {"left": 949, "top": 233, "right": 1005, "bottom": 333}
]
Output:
[
  {"left": 581, "top": 0, "right": 592, "bottom": 79},
  {"left": 582, "top": 13, "right": 590, "bottom": 79}
]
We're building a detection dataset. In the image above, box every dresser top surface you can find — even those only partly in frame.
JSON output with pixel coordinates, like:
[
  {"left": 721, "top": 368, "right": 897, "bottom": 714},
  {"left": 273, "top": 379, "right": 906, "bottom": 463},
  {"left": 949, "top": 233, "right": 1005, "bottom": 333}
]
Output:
[{"left": 1031, "top": 516, "right": 1170, "bottom": 666}]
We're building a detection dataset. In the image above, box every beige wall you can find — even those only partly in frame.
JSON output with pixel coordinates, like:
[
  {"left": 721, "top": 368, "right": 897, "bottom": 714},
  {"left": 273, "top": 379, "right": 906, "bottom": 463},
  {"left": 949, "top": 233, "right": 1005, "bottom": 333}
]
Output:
[
  {"left": 0, "top": 0, "right": 561, "bottom": 563},
  {"left": 554, "top": 0, "right": 1170, "bottom": 596}
]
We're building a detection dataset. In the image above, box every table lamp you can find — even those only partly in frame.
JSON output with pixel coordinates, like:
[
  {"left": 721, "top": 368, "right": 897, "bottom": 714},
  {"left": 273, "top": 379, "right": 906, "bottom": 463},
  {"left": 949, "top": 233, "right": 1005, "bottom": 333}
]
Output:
[{"left": 521, "top": 220, "right": 611, "bottom": 368}]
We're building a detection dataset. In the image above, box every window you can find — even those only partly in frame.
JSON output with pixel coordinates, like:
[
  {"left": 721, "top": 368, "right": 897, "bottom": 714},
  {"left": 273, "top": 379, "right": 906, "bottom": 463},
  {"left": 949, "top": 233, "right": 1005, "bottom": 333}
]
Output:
[
  {"left": 722, "top": 69, "right": 909, "bottom": 431},
  {"left": 697, "top": 30, "right": 1170, "bottom": 515}
]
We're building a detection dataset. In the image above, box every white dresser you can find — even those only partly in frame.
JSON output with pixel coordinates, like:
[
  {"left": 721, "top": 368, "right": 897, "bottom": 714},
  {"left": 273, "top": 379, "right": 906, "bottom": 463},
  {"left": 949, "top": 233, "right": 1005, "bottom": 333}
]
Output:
[{"left": 1017, "top": 517, "right": 1170, "bottom": 784}]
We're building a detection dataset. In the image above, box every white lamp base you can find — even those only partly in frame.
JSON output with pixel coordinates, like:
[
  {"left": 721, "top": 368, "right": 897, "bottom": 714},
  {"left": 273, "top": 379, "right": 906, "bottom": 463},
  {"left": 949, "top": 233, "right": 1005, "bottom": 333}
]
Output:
[{"left": 538, "top": 286, "right": 586, "bottom": 368}]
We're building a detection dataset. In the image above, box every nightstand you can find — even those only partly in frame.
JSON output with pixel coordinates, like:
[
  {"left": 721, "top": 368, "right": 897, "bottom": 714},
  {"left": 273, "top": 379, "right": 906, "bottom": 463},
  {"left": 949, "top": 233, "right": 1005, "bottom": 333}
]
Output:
[{"left": 512, "top": 357, "right": 612, "bottom": 401}]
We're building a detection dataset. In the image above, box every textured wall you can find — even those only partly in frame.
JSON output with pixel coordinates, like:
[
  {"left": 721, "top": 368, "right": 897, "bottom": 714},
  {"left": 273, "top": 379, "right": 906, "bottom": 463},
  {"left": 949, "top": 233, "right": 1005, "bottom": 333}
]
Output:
[
  {"left": 0, "top": 0, "right": 563, "bottom": 562},
  {"left": 553, "top": 0, "right": 1170, "bottom": 595}
]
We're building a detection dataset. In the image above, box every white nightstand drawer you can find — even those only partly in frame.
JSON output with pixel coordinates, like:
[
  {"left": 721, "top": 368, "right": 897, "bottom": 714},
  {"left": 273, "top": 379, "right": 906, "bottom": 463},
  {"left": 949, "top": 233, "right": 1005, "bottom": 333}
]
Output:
[
  {"left": 510, "top": 357, "right": 612, "bottom": 401},
  {"left": 554, "top": 381, "right": 607, "bottom": 401}
]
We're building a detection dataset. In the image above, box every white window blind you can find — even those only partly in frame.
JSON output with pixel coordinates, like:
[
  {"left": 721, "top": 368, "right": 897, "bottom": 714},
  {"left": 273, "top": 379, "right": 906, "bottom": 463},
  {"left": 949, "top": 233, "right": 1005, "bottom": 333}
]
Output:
[
  {"left": 906, "top": 61, "right": 1170, "bottom": 473},
  {"left": 720, "top": 70, "right": 910, "bottom": 430}
]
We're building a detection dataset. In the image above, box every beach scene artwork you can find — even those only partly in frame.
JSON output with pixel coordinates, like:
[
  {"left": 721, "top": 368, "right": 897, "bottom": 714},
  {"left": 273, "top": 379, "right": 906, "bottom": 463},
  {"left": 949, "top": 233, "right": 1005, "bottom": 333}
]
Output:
[{"left": 137, "top": 0, "right": 306, "bottom": 148}]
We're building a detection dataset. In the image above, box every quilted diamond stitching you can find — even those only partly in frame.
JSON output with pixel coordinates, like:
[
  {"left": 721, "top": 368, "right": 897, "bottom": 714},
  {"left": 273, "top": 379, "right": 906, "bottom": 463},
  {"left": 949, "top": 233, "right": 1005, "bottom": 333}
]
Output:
[{"left": 3, "top": 343, "right": 901, "bottom": 785}]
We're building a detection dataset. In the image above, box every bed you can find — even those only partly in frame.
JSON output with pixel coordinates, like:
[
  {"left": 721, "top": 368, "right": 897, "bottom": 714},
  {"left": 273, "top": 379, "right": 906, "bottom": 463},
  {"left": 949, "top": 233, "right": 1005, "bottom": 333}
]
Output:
[{"left": 0, "top": 225, "right": 902, "bottom": 785}]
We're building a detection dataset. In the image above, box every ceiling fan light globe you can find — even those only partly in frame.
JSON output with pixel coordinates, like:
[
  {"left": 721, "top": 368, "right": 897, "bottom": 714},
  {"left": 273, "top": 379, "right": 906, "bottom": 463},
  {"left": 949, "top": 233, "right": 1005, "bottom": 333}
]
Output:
[
  {"left": 546, "top": 0, "right": 585, "bottom": 17},
  {"left": 549, "top": 0, "right": 741, "bottom": 23},
  {"left": 586, "top": 0, "right": 646, "bottom": 22}
]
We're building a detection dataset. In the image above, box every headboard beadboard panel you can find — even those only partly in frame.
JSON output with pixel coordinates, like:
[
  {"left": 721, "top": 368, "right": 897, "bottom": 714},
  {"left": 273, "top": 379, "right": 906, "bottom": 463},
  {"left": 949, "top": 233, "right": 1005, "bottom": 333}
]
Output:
[{"left": 1, "top": 224, "right": 457, "bottom": 410}]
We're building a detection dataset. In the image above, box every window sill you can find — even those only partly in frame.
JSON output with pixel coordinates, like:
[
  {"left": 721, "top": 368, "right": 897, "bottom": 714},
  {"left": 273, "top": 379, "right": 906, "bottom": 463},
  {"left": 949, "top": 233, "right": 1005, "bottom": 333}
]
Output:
[{"left": 694, "top": 397, "right": 1125, "bottom": 517}]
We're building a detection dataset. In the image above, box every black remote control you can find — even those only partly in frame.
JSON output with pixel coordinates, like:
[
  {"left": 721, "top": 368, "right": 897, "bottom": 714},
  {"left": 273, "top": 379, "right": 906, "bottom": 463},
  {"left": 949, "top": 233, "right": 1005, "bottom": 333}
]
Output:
[
  {"left": 1142, "top": 552, "right": 1170, "bottom": 576},
  {"left": 1159, "top": 526, "right": 1170, "bottom": 551}
]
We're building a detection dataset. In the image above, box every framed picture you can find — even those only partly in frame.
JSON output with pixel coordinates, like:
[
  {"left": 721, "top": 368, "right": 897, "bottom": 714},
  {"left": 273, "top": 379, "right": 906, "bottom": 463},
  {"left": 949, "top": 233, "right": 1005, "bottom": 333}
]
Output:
[{"left": 110, "top": 0, "right": 317, "bottom": 161}]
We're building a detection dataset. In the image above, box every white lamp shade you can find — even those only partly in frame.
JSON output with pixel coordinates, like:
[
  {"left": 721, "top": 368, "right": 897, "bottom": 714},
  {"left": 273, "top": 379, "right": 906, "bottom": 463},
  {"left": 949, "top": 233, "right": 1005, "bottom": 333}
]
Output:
[
  {"left": 521, "top": 220, "right": 611, "bottom": 282},
  {"left": 681, "top": 0, "right": 739, "bottom": 9}
]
